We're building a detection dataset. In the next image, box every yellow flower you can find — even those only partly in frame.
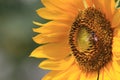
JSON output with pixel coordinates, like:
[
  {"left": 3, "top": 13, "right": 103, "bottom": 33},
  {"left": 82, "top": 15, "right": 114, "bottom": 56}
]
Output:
[{"left": 30, "top": 0, "right": 120, "bottom": 80}]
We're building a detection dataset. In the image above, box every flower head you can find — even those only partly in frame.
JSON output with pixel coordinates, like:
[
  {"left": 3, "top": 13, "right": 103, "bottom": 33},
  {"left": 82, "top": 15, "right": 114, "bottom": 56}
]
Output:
[{"left": 30, "top": 0, "right": 120, "bottom": 80}]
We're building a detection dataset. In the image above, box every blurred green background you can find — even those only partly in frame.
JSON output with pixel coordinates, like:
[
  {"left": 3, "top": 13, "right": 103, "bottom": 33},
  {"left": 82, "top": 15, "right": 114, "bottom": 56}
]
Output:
[
  {"left": 0, "top": 0, "right": 120, "bottom": 80},
  {"left": 0, "top": 0, "right": 48, "bottom": 80}
]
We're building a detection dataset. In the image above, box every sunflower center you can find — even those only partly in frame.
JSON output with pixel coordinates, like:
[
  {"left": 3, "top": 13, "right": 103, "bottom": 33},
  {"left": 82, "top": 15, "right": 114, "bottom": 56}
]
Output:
[
  {"left": 69, "top": 7, "right": 113, "bottom": 72},
  {"left": 77, "top": 26, "right": 97, "bottom": 52}
]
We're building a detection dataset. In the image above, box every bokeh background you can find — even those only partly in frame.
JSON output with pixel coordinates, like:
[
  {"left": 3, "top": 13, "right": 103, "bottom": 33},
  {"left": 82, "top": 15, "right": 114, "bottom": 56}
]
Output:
[
  {"left": 0, "top": 0, "right": 120, "bottom": 80},
  {"left": 0, "top": 0, "right": 48, "bottom": 80}
]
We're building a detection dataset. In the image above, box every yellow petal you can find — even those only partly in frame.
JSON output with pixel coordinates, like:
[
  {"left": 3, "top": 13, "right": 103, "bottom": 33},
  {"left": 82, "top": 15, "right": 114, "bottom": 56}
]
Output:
[
  {"left": 83, "top": 0, "right": 88, "bottom": 8},
  {"left": 60, "top": 0, "right": 85, "bottom": 10},
  {"left": 104, "top": 0, "right": 115, "bottom": 20},
  {"left": 41, "top": 0, "right": 84, "bottom": 13},
  {"left": 112, "top": 36, "right": 120, "bottom": 53},
  {"left": 112, "top": 27, "right": 120, "bottom": 55},
  {"left": 30, "top": 42, "right": 70, "bottom": 60},
  {"left": 52, "top": 64, "right": 80, "bottom": 80},
  {"left": 42, "top": 0, "right": 75, "bottom": 11},
  {"left": 110, "top": 0, "right": 116, "bottom": 15},
  {"left": 112, "top": 32, "right": 120, "bottom": 63},
  {"left": 113, "top": 52, "right": 120, "bottom": 61},
  {"left": 33, "top": 33, "right": 68, "bottom": 44},
  {"left": 99, "top": 69, "right": 104, "bottom": 80},
  {"left": 85, "top": 0, "right": 94, "bottom": 7},
  {"left": 37, "top": 7, "right": 75, "bottom": 22},
  {"left": 41, "top": 71, "right": 60, "bottom": 80},
  {"left": 67, "top": 70, "right": 80, "bottom": 80},
  {"left": 79, "top": 71, "right": 98, "bottom": 80},
  {"left": 33, "top": 21, "right": 43, "bottom": 26},
  {"left": 112, "top": 9, "right": 120, "bottom": 28},
  {"left": 86, "top": 72, "right": 98, "bottom": 80},
  {"left": 113, "top": 34, "right": 120, "bottom": 61},
  {"left": 83, "top": 0, "right": 94, "bottom": 8},
  {"left": 33, "top": 21, "right": 70, "bottom": 34},
  {"left": 93, "top": 0, "right": 115, "bottom": 20},
  {"left": 39, "top": 56, "right": 74, "bottom": 70},
  {"left": 99, "top": 68, "right": 111, "bottom": 80},
  {"left": 79, "top": 72, "right": 86, "bottom": 80},
  {"left": 113, "top": 35, "right": 120, "bottom": 60},
  {"left": 112, "top": 59, "right": 120, "bottom": 73},
  {"left": 42, "top": 63, "right": 80, "bottom": 80},
  {"left": 104, "top": 61, "right": 120, "bottom": 80},
  {"left": 92, "top": 0, "right": 106, "bottom": 14}
]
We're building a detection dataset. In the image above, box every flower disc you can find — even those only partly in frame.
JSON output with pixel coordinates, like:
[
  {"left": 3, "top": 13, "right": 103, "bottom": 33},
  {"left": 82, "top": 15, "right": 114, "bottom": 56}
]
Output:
[{"left": 69, "top": 7, "right": 113, "bottom": 72}]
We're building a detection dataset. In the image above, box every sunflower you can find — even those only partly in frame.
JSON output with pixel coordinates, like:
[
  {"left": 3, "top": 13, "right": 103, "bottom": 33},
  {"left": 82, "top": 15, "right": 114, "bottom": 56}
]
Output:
[{"left": 30, "top": 0, "right": 120, "bottom": 80}]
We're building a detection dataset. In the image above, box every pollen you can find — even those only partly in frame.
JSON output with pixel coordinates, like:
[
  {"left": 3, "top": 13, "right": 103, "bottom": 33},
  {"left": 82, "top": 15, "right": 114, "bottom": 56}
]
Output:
[{"left": 69, "top": 7, "right": 113, "bottom": 72}]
